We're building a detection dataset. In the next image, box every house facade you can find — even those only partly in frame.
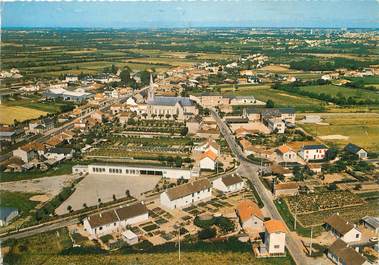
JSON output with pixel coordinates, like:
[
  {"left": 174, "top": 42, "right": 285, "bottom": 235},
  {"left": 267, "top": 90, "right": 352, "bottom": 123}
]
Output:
[
  {"left": 160, "top": 179, "right": 212, "bottom": 209},
  {"left": 236, "top": 200, "right": 264, "bottom": 231},
  {"left": 213, "top": 175, "right": 244, "bottom": 193},
  {"left": 263, "top": 219, "right": 287, "bottom": 255},
  {"left": 324, "top": 214, "right": 362, "bottom": 243},
  {"left": 276, "top": 145, "right": 297, "bottom": 162},
  {"left": 298, "top": 144, "right": 328, "bottom": 161}
]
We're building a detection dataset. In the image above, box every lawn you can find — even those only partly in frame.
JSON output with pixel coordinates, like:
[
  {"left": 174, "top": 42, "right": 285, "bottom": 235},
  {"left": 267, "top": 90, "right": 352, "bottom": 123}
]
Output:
[
  {"left": 299, "top": 113, "right": 379, "bottom": 151},
  {"left": 0, "top": 191, "right": 40, "bottom": 216},
  {"left": 222, "top": 85, "right": 326, "bottom": 112},
  {"left": 0, "top": 105, "right": 47, "bottom": 124}
]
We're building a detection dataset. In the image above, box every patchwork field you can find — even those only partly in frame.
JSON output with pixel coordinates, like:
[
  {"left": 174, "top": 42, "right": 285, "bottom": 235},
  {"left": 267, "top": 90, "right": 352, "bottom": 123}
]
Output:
[
  {"left": 0, "top": 105, "right": 47, "bottom": 124},
  {"left": 299, "top": 113, "right": 379, "bottom": 151}
]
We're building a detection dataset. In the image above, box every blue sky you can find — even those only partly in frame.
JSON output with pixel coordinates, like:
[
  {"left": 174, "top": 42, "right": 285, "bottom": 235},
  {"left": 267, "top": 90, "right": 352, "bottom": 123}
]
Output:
[{"left": 2, "top": 0, "right": 378, "bottom": 28}]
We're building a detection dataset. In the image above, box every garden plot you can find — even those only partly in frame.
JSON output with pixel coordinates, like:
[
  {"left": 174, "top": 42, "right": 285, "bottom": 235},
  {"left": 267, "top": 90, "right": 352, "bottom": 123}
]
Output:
[{"left": 286, "top": 190, "right": 365, "bottom": 215}]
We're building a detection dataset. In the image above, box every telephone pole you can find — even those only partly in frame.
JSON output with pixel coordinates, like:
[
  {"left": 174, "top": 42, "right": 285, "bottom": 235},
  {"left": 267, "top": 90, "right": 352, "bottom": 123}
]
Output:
[{"left": 310, "top": 227, "right": 313, "bottom": 256}]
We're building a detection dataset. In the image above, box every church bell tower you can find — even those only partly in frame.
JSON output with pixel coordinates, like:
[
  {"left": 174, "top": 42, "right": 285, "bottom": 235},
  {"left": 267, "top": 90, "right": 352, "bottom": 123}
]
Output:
[{"left": 147, "top": 74, "right": 155, "bottom": 102}]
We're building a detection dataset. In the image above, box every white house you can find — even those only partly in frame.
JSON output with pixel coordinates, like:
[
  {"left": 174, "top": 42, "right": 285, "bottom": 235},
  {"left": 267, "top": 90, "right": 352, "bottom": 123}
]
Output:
[
  {"left": 327, "top": 239, "right": 370, "bottom": 265},
  {"left": 213, "top": 175, "right": 244, "bottom": 193},
  {"left": 236, "top": 200, "right": 264, "bottom": 231},
  {"left": 12, "top": 142, "right": 45, "bottom": 163},
  {"left": 44, "top": 147, "right": 74, "bottom": 161},
  {"left": 83, "top": 202, "right": 148, "bottom": 238},
  {"left": 276, "top": 145, "right": 297, "bottom": 162},
  {"left": 324, "top": 214, "right": 362, "bottom": 243},
  {"left": 65, "top": 75, "right": 78, "bottom": 82},
  {"left": 199, "top": 150, "right": 218, "bottom": 170},
  {"left": 160, "top": 178, "right": 212, "bottom": 209},
  {"left": 298, "top": 144, "right": 328, "bottom": 161},
  {"left": 263, "top": 219, "right": 287, "bottom": 255},
  {"left": 266, "top": 118, "right": 285, "bottom": 134},
  {"left": 344, "top": 143, "right": 368, "bottom": 160}
]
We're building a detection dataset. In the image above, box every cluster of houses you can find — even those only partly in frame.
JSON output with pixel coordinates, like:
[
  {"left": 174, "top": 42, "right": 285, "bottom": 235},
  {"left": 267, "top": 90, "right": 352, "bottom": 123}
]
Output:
[
  {"left": 193, "top": 138, "right": 221, "bottom": 171},
  {"left": 324, "top": 213, "right": 377, "bottom": 265}
]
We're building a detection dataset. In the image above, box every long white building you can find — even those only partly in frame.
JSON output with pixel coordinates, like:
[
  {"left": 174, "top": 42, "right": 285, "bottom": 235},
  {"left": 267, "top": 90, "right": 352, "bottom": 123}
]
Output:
[
  {"left": 160, "top": 178, "right": 212, "bottom": 209},
  {"left": 72, "top": 163, "right": 199, "bottom": 179}
]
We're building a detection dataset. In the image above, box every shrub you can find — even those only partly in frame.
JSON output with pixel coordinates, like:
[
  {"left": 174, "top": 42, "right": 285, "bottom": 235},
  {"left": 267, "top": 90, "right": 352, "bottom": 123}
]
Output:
[{"left": 198, "top": 228, "right": 216, "bottom": 240}]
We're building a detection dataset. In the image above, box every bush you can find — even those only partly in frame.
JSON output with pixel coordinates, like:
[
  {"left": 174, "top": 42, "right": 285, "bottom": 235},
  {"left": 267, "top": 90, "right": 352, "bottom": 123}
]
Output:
[{"left": 198, "top": 228, "right": 216, "bottom": 240}]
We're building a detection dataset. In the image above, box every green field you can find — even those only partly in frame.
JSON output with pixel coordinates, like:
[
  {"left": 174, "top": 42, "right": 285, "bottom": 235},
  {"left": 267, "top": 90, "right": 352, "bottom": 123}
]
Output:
[
  {"left": 221, "top": 85, "right": 327, "bottom": 112},
  {"left": 300, "top": 113, "right": 379, "bottom": 151},
  {"left": 298, "top": 84, "right": 379, "bottom": 102},
  {"left": 0, "top": 191, "right": 40, "bottom": 216}
]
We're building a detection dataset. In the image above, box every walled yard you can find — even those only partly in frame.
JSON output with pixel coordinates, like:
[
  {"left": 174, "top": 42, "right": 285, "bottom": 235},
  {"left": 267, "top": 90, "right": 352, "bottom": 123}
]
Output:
[{"left": 55, "top": 173, "right": 161, "bottom": 215}]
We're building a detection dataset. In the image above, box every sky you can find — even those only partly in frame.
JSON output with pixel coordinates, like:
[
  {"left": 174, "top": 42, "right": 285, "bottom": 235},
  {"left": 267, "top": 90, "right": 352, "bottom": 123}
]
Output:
[{"left": 1, "top": 0, "right": 378, "bottom": 28}]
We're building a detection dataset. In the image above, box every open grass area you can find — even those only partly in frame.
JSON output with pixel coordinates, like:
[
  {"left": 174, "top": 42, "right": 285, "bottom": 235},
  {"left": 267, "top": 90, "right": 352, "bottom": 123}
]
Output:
[
  {"left": 222, "top": 85, "right": 327, "bottom": 112},
  {"left": 0, "top": 105, "right": 47, "bottom": 124},
  {"left": 0, "top": 191, "right": 40, "bottom": 216},
  {"left": 0, "top": 161, "right": 76, "bottom": 182},
  {"left": 298, "top": 84, "right": 379, "bottom": 102},
  {"left": 4, "top": 228, "right": 72, "bottom": 265},
  {"left": 4, "top": 235, "right": 295, "bottom": 265},
  {"left": 4, "top": 251, "right": 295, "bottom": 265},
  {"left": 299, "top": 113, "right": 379, "bottom": 151}
]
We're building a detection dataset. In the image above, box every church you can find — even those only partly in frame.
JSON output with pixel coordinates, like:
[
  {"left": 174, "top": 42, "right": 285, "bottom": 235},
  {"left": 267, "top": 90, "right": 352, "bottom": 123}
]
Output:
[{"left": 146, "top": 75, "right": 198, "bottom": 121}]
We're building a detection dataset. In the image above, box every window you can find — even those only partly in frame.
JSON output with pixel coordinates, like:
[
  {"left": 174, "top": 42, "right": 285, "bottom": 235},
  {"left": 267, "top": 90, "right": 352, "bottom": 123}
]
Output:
[
  {"left": 99, "top": 227, "right": 103, "bottom": 230},
  {"left": 274, "top": 245, "right": 280, "bottom": 249},
  {"left": 356, "top": 234, "right": 360, "bottom": 238}
]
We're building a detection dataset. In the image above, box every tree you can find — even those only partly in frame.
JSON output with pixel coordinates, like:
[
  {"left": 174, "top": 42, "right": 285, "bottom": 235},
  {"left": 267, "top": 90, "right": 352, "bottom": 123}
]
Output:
[
  {"left": 198, "top": 228, "right": 216, "bottom": 240},
  {"left": 125, "top": 190, "right": 130, "bottom": 198},
  {"left": 266, "top": 99, "right": 275, "bottom": 108},
  {"left": 113, "top": 194, "right": 117, "bottom": 201},
  {"left": 120, "top": 69, "right": 131, "bottom": 85},
  {"left": 67, "top": 205, "right": 73, "bottom": 212},
  {"left": 327, "top": 183, "right": 337, "bottom": 191},
  {"left": 180, "top": 127, "right": 188, "bottom": 136},
  {"left": 165, "top": 114, "right": 171, "bottom": 120}
]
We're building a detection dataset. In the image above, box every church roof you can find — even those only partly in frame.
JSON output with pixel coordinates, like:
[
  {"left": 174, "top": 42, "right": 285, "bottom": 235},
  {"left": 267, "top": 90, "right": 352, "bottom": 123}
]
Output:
[{"left": 148, "top": 96, "right": 193, "bottom": 106}]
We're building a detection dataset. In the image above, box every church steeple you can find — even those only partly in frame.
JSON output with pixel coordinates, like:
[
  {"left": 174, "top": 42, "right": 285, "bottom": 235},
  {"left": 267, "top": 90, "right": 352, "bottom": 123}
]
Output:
[{"left": 147, "top": 73, "right": 155, "bottom": 102}]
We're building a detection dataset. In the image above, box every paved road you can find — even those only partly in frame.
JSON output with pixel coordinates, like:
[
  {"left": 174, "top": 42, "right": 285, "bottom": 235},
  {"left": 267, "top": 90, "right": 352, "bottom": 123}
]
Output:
[{"left": 211, "top": 109, "right": 310, "bottom": 265}]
